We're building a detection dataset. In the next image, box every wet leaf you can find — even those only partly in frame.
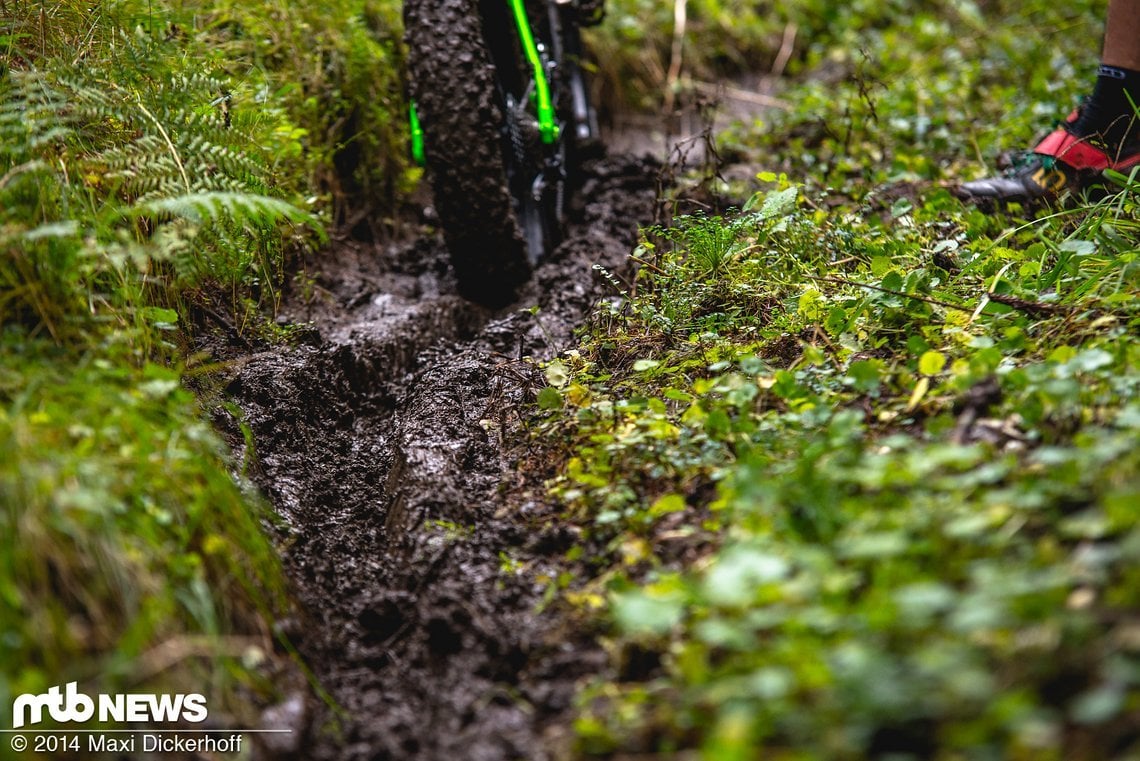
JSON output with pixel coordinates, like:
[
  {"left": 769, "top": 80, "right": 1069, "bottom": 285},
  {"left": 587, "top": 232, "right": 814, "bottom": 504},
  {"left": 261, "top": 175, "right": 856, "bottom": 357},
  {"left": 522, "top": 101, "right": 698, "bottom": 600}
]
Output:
[
  {"left": 1059, "top": 239, "right": 1096, "bottom": 257},
  {"left": 846, "top": 359, "right": 882, "bottom": 392},
  {"left": 545, "top": 360, "right": 570, "bottom": 387},
  {"left": 1070, "top": 684, "right": 1124, "bottom": 725},
  {"left": 612, "top": 591, "right": 684, "bottom": 636},
  {"left": 537, "top": 387, "right": 563, "bottom": 410},
  {"left": 752, "top": 186, "right": 798, "bottom": 220},
  {"left": 704, "top": 545, "right": 790, "bottom": 607},
  {"left": 649, "top": 493, "right": 686, "bottom": 517},
  {"left": 838, "top": 531, "right": 909, "bottom": 559}
]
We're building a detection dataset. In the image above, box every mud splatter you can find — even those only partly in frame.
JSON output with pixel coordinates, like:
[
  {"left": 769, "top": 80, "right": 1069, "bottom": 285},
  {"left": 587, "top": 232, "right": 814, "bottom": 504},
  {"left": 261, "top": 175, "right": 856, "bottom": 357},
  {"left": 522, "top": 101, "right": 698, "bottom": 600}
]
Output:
[{"left": 217, "top": 155, "right": 658, "bottom": 760}]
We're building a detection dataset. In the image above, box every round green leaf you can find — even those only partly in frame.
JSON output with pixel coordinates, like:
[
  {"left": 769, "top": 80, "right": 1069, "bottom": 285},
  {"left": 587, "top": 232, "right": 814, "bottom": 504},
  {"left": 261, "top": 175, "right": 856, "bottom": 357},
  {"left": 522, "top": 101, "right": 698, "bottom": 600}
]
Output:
[{"left": 919, "top": 350, "right": 947, "bottom": 376}]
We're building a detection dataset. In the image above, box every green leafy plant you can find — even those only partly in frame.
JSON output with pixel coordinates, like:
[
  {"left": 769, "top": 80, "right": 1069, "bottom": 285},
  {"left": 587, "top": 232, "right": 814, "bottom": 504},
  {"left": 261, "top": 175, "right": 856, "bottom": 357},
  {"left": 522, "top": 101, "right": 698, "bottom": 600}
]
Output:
[
  {"left": 0, "top": 0, "right": 342, "bottom": 718},
  {"left": 539, "top": 165, "right": 1140, "bottom": 757}
]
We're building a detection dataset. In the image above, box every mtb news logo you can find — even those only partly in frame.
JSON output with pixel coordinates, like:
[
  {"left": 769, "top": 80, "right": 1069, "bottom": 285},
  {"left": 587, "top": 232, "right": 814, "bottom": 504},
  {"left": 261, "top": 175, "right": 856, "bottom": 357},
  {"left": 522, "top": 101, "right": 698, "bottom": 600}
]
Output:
[{"left": 11, "top": 683, "right": 208, "bottom": 728}]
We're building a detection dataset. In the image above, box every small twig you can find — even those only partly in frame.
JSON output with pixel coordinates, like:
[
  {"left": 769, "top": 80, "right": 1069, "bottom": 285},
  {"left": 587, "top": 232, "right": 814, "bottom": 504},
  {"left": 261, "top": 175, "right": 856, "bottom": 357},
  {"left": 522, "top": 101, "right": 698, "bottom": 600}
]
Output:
[
  {"left": 135, "top": 99, "right": 191, "bottom": 192},
  {"left": 691, "top": 81, "right": 792, "bottom": 111},
  {"left": 812, "top": 324, "right": 841, "bottom": 358},
  {"left": 771, "top": 22, "right": 798, "bottom": 78},
  {"left": 133, "top": 635, "right": 265, "bottom": 684},
  {"left": 184, "top": 350, "right": 281, "bottom": 378},
  {"left": 806, "top": 274, "right": 970, "bottom": 311},
  {"left": 630, "top": 254, "right": 666, "bottom": 274},
  {"left": 663, "top": 0, "right": 687, "bottom": 113},
  {"left": 985, "top": 292, "right": 1070, "bottom": 318},
  {"left": 967, "top": 260, "right": 1015, "bottom": 325},
  {"left": 489, "top": 355, "right": 535, "bottom": 385},
  {"left": 797, "top": 192, "right": 823, "bottom": 212}
]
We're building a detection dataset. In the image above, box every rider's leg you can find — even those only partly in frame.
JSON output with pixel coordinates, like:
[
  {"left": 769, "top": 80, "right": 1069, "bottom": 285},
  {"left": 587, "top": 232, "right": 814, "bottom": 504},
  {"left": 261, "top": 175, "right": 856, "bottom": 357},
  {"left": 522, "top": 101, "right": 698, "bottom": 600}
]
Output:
[
  {"left": 959, "top": 0, "right": 1140, "bottom": 205},
  {"left": 1068, "top": 0, "right": 1140, "bottom": 146},
  {"left": 1103, "top": 0, "right": 1140, "bottom": 70}
]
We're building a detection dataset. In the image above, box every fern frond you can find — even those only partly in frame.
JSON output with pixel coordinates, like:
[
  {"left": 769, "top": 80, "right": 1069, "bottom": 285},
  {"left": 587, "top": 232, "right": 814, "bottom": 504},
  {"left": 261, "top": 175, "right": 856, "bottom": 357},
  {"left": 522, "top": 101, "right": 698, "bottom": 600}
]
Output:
[
  {"left": 179, "top": 136, "right": 269, "bottom": 193},
  {"left": 134, "top": 192, "right": 324, "bottom": 239},
  {"left": 0, "top": 73, "right": 73, "bottom": 158}
]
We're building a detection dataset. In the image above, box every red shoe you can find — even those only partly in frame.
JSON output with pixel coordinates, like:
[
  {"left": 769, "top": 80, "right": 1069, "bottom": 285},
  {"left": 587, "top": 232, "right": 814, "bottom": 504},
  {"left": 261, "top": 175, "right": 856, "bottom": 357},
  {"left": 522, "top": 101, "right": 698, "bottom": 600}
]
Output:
[{"left": 958, "top": 110, "right": 1140, "bottom": 206}]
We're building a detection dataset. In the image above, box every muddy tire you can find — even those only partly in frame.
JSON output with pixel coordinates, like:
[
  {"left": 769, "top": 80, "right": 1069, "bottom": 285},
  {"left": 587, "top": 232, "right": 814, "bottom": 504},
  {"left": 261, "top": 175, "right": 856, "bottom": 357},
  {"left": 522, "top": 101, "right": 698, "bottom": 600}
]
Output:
[{"left": 404, "top": 0, "right": 533, "bottom": 309}]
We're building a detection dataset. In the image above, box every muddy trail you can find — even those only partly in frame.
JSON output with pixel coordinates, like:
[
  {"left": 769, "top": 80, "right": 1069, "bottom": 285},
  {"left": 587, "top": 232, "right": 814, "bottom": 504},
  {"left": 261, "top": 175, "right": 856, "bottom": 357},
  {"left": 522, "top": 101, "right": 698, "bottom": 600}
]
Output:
[{"left": 214, "top": 154, "right": 660, "bottom": 760}]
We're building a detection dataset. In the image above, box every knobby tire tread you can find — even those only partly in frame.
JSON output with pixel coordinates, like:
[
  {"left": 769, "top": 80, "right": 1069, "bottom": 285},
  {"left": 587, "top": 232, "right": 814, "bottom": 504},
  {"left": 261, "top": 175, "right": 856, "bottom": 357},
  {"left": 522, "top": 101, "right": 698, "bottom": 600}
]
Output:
[{"left": 404, "top": 0, "right": 532, "bottom": 309}]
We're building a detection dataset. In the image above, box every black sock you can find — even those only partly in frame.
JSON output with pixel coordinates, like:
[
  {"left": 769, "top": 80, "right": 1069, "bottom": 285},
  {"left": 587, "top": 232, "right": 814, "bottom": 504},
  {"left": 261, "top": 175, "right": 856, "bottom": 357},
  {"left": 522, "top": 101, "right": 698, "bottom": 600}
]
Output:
[{"left": 1070, "top": 64, "right": 1140, "bottom": 151}]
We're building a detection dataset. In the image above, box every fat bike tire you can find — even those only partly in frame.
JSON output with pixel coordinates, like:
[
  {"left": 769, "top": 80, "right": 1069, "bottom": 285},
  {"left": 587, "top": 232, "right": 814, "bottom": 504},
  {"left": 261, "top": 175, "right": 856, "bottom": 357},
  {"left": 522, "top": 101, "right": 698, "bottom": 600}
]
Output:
[{"left": 404, "top": 0, "right": 534, "bottom": 309}]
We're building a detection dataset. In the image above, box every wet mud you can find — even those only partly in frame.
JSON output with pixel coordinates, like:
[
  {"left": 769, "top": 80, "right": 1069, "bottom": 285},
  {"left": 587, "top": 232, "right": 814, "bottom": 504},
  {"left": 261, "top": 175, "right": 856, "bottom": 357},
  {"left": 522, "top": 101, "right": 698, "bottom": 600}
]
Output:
[{"left": 216, "top": 155, "right": 659, "bottom": 760}]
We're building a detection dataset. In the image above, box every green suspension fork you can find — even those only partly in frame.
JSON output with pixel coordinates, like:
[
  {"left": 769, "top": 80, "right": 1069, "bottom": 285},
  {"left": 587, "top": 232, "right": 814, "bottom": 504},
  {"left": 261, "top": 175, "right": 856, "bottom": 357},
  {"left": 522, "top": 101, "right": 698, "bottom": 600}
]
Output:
[
  {"left": 507, "top": 0, "right": 558, "bottom": 144},
  {"left": 408, "top": 100, "right": 426, "bottom": 166},
  {"left": 407, "top": 0, "right": 559, "bottom": 163}
]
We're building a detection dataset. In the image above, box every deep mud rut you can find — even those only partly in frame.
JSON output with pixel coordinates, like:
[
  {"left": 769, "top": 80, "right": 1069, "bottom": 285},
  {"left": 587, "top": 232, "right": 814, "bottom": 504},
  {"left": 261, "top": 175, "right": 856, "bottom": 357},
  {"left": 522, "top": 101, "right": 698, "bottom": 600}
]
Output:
[{"left": 216, "top": 155, "right": 659, "bottom": 760}]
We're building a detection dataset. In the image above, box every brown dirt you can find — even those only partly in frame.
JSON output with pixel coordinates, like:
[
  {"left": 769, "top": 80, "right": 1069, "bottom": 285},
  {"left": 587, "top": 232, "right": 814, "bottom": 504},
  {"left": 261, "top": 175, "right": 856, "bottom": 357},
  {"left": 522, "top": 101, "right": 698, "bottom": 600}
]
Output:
[{"left": 213, "top": 154, "right": 660, "bottom": 761}]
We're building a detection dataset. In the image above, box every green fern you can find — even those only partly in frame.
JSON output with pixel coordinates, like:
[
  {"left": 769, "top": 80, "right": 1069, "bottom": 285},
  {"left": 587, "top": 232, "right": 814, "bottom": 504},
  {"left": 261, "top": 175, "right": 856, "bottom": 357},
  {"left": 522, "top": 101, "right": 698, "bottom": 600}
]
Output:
[
  {"left": 137, "top": 191, "right": 322, "bottom": 233},
  {"left": 1, "top": 24, "right": 323, "bottom": 339}
]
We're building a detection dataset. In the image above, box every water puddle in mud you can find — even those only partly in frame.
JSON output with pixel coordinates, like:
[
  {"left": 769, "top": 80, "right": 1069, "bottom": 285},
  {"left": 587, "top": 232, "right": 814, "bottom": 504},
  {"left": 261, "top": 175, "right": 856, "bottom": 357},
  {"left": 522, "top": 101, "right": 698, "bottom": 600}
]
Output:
[{"left": 215, "top": 155, "right": 660, "bottom": 760}]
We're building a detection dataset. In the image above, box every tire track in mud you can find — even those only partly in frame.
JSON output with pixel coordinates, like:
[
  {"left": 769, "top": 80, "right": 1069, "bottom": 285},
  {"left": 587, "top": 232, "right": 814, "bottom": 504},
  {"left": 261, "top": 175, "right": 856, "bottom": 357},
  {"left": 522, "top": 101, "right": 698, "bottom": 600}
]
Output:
[{"left": 221, "top": 155, "right": 658, "bottom": 760}]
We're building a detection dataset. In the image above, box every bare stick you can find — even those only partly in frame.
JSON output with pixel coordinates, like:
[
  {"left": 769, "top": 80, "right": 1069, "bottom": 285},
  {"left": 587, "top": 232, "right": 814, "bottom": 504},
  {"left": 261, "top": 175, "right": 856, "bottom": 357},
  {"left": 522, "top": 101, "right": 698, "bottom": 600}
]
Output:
[
  {"left": 806, "top": 274, "right": 970, "bottom": 311},
  {"left": 691, "top": 81, "right": 792, "bottom": 111},
  {"left": 771, "top": 22, "right": 798, "bottom": 78},
  {"left": 664, "top": 0, "right": 687, "bottom": 113}
]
